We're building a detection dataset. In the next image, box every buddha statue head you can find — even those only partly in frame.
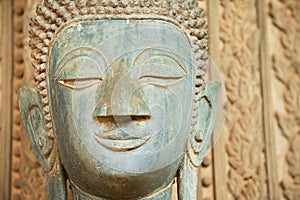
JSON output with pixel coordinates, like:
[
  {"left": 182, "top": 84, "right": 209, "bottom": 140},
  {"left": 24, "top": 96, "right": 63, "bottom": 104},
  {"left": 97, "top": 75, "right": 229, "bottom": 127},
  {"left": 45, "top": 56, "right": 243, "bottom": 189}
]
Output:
[{"left": 18, "top": 0, "right": 221, "bottom": 199}]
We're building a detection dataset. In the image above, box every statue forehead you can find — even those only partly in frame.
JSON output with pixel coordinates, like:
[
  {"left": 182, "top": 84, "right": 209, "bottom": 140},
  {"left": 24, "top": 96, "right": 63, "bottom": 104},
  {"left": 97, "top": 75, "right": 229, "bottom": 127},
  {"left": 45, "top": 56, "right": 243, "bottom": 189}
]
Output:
[{"left": 51, "top": 19, "right": 193, "bottom": 65}]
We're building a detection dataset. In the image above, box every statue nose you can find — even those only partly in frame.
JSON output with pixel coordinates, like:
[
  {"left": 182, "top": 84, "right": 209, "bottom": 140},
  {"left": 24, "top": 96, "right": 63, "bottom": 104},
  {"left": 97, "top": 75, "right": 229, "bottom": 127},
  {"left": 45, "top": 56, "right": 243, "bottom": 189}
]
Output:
[
  {"left": 93, "top": 88, "right": 151, "bottom": 119},
  {"left": 93, "top": 62, "right": 151, "bottom": 119}
]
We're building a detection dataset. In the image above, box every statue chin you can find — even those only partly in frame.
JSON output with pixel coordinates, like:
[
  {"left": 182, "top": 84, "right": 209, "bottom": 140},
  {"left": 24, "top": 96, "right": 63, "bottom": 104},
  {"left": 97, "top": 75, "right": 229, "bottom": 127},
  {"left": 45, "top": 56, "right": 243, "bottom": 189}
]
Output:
[{"left": 60, "top": 137, "right": 183, "bottom": 199}]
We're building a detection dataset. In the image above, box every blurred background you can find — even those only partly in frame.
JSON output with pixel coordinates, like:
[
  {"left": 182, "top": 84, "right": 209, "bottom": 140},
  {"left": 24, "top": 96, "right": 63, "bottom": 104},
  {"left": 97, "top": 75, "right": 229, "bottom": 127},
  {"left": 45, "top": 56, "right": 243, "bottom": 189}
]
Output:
[{"left": 0, "top": 0, "right": 299, "bottom": 199}]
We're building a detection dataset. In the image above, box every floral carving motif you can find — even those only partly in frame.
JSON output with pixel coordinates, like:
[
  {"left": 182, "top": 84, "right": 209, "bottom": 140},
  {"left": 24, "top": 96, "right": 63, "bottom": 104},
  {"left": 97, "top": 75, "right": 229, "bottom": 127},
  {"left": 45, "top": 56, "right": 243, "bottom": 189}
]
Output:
[
  {"left": 220, "top": 0, "right": 266, "bottom": 199},
  {"left": 270, "top": 0, "right": 300, "bottom": 199}
]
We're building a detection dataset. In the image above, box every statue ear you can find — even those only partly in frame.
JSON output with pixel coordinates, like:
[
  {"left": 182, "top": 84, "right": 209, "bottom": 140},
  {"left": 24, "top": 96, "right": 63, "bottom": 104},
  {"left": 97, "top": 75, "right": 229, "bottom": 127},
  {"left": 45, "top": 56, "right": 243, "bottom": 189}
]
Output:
[
  {"left": 18, "top": 86, "right": 56, "bottom": 172},
  {"left": 187, "top": 81, "right": 221, "bottom": 166},
  {"left": 178, "top": 82, "right": 221, "bottom": 200}
]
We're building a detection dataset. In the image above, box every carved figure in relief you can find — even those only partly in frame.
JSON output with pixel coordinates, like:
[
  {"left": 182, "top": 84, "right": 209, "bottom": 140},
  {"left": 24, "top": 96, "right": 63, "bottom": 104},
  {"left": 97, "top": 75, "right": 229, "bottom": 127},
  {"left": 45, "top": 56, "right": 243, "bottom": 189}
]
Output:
[{"left": 18, "top": 0, "right": 220, "bottom": 199}]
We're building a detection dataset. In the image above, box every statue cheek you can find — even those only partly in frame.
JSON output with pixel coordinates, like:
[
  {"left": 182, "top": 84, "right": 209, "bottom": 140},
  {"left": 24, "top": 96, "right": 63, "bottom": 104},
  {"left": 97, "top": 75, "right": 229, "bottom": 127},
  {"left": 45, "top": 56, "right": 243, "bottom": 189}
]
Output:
[{"left": 142, "top": 86, "right": 183, "bottom": 140}]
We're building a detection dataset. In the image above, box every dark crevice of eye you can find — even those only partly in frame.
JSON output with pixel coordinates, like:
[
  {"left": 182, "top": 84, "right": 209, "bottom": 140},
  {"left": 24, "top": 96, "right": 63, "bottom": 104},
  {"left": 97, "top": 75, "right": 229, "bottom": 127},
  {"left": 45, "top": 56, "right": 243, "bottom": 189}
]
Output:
[
  {"left": 60, "top": 77, "right": 103, "bottom": 82},
  {"left": 57, "top": 77, "right": 103, "bottom": 90},
  {"left": 139, "top": 75, "right": 183, "bottom": 80},
  {"left": 138, "top": 75, "right": 184, "bottom": 87}
]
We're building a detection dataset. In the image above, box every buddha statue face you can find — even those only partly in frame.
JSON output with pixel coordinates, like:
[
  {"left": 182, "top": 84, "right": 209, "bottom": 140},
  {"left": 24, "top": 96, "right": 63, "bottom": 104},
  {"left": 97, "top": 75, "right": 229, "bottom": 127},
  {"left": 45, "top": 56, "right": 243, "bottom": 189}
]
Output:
[
  {"left": 18, "top": 0, "right": 221, "bottom": 199},
  {"left": 49, "top": 19, "right": 193, "bottom": 198}
]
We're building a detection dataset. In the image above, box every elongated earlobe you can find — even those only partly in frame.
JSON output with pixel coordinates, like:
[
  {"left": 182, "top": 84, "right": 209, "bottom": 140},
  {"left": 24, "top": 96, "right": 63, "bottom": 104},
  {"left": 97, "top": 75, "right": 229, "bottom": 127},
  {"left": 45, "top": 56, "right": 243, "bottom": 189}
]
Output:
[
  {"left": 178, "top": 81, "right": 221, "bottom": 200},
  {"left": 191, "top": 81, "right": 221, "bottom": 165},
  {"left": 18, "top": 86, "right": 67, "bottom": 200},
  {"left": 18, "top": 86, "right": 57, "bottom": 171}
]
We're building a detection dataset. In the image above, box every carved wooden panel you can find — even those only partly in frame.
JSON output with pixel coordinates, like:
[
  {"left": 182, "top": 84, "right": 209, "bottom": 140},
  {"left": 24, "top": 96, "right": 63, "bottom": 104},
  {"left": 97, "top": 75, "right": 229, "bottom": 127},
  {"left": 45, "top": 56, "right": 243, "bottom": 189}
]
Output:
[
  {"left": 11, "top": 0, "right": 25, "bottom": 198},
  {"left": 11, "top": 0, "right": 47, "bottom": 199},
  {"left": 269, "top": 0, "right": 300, "bottom": 199},
  {"left": 213, "top": 1, "right": 268, "bottom": 199},
  {"left": 0, "top": 0, "right": 13, "bottom": 199}
]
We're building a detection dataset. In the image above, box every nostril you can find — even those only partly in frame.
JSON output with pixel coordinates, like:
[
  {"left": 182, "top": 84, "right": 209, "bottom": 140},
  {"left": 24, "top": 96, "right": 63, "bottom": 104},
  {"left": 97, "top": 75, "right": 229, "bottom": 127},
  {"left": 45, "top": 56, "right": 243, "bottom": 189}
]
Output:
[
  {"left": 130, "top": 115, "right": 151, "bottom": 121},
  {"left": 94, "top": 115, "right": 115, "bottom": 123}
]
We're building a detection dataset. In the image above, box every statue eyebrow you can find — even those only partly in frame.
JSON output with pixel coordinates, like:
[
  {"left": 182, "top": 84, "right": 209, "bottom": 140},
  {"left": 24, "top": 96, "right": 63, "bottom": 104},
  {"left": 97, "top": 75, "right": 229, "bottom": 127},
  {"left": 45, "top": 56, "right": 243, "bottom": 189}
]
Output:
[
  {"left": 131, "top": 47, "right": 188, "bottom": 74},
  {"left": 54, "top": 47, "right": 108, "bottom": 79}
]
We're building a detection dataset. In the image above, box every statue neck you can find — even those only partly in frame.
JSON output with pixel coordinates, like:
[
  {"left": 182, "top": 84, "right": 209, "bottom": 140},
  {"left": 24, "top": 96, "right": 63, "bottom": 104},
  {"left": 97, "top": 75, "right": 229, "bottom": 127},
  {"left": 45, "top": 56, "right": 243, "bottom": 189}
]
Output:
[{"left": 70, "top": 180, "right": 173, "bottom": 200}]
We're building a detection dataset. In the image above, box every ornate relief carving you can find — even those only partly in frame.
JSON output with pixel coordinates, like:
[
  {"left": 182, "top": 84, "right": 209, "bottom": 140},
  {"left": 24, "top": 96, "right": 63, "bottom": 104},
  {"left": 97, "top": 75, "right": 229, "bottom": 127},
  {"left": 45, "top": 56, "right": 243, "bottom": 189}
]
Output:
[
  {"left": 219, "top": 0, "right": 267, "bottom": 199},
  {"left": 11, "top": 1, "right": 25, "bottom": 198},
  {"left": 270, "top": 0, "right": 300, "bottom": 199},
  {"left": 11, "top": 0, "right": 47, "bottom": 199}
]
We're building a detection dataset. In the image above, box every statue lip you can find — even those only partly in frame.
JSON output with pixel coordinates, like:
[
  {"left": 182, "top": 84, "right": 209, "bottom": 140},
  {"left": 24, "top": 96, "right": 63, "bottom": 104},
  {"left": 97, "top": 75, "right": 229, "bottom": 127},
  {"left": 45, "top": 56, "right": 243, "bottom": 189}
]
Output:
[{"left": 93, "top": 131, "right": 151, "bottom": 152}]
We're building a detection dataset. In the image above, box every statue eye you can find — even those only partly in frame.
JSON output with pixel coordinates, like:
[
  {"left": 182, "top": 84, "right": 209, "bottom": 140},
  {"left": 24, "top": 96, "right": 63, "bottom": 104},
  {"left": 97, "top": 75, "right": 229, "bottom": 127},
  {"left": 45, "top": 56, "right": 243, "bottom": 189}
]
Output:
[
  {"left": 55, "top": 56, "right": 104, "bottom": 90},
  {"left": 57, "top": 77, "right": 103, "bottom": 90},
  {"left": 138, "top": 56, "right": 186, "bottom": 87}
]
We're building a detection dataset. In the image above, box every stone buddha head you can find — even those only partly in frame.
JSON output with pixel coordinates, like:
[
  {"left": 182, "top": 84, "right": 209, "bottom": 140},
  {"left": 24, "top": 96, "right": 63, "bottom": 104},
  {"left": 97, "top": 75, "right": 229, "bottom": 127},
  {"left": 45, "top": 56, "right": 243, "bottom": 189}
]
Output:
[{"left": 18, "top": 0, "right": 220, "bottom": 199}]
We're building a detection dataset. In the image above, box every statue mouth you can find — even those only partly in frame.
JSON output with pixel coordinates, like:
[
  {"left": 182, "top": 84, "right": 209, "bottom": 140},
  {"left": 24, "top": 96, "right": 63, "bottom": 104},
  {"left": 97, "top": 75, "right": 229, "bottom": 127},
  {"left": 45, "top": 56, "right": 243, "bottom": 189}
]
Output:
[{"left": 93, "top": 131, "right": 151, "bottom": 152}]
